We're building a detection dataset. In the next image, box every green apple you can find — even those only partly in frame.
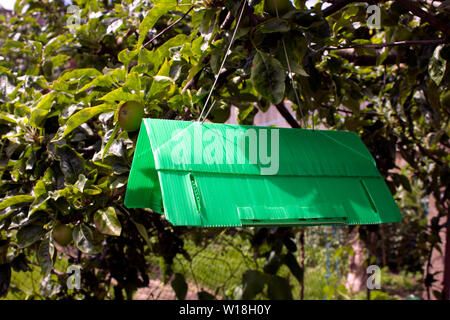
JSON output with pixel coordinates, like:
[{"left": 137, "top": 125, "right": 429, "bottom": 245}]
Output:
[
  {"left": 52, "top": 224, "right": 73, "bottom": 246},
  {"left": 118, "top": 101, "right": 145, "bottom": 132},
  {"left": 264, "top": 0, "right": 295, "bottom": 16}
]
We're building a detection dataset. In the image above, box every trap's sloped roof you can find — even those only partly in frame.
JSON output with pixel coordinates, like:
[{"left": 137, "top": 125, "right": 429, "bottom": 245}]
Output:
[{"left": 125, "top": 119, "right": 402, "bottom": 227}]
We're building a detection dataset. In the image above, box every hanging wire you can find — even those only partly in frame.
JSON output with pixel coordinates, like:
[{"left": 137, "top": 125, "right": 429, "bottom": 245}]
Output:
[
  {"left": 323, "top": 227, "right": 331, "bottom": 300},
  {"left": 273, "top": 2, "right": 313, "bottom": 130},
  {"left": 336, "top": 226, "right": 341, "bottom": 283},
  {"left": 200, "top": 100, "right": 217, "bottom": 123},
  {"left": 324, "top": 227, "right": 334, "bottom": 286},
  {"left": 197, "top": 0, "right": 247, "bottom": 122},
  {"left": 324, "top": 225, "right": 340, "bottom": 300}
]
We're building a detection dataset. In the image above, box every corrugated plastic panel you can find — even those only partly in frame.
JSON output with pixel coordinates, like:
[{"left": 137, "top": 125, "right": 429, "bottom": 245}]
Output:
[
  {"left": 146, "top": 119, "right": 380, "bottom": 178},
  {"left": 124, "top": 119, "right": 402, "bottom": 227}
]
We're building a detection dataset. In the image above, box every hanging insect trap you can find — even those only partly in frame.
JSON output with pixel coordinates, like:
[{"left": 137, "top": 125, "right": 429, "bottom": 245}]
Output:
[
  {"left": 124, "top": 0, "right": 402, "bottom": 227},
  {"left": 124, "top": 119, "right": 402, "bottom": 227}
]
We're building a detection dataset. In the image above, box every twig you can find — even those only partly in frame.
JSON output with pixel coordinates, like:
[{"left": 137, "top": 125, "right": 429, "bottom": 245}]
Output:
[
  {"left": 337, "top": 108, "right": 385, "bottom": 117},
  {"left": 213, "top": 12, "right": 234, "bottom": 42},
  {"left": 142, "top": 6, "right": 194, "bottom": 49},
  {"left": 326, "top": 39, "right": 447, "bottom": 50}
]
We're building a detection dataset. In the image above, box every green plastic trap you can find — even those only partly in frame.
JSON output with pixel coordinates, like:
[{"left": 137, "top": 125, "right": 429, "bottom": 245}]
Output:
[{"left": 124, "top": 119, "right": 402, "bottom": 227}]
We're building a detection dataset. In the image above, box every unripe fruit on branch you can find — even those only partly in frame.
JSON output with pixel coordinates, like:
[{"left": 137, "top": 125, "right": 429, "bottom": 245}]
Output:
[
  {"left": 118, "top": 101, "right": 145, "bottom": 132},
  {"left": 52, "top": 224, "right": 73, "bottom": 246}
]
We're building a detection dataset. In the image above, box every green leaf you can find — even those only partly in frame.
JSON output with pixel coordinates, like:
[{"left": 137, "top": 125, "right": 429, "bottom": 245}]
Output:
[
  {"left": 392, "top": 173, "right": 412, "bottom": 192},
  {"left": 138, "top": 48, "right": 157, "bottom": 69},
  {"left": 94, "top": 207, "right": 122, "bottom": 236},
  {"left": 17, "top": 224, "right": 46, "bottom": 248},
  {"left": 308, "top": 18, "right": 331, "bottom": 39},
  {"left": 3, "top": 40, "right": 24, "bottom": 49},
  {"left": 56, "top": 68, "right": 102, "bottom": 82},
  {"left": 241, "top": 270, "right": 265, "bottom": 299},
  {"left": 78, "top": 69, "right": 125, "bottom": 93},
  {"left": 279, "top": 34, "right": 308, "bottom": 76},
  {"left": 99, "top": 87, "right": 140, "bottom": 103},
  {"left": 28, "top": 195, "right": 50, "bottom": 217},
  {"left": 342, "top": 95, "right": 360, "bottom": 115},
  {"left": 55, "top": 145, "right": 85, "bottom": 183},
  {"left": 124, "top": 72, "right": 142, "bottom": 93},
  {"left": 0, "top": 66, "right": 10, "bottom": 75},
  {"left": 0, "top": 195, "right": 34, "bottom": 211},
  {"left": 102, "top": 123, "right": 120, "bottom": 161},
  {"left": 376, "top": 47, "right": 391, "bottom": 66},
  {"left": 30, "top": 92, "right": 56, "bottom": 128},
  {"left": 58, "top": 104, "right": 115, "bottom": 140},
  {"left": 267, "top": 275, "right": 293, "bottom": 300},
  {"left": 148, "top": 59, "right": 172, "bottom": 99},
  {"left": 131, "top": 218, "right": 152, "bottom": 248},
  {"left": 49, "top": 55, "right": 70, "bottom": 68},
  {"left": 38, "top": 234, "right": 54, "bottom": 276},
  {"left": 171, "top": 273, "right": 188, "bottom": 300},
  {"left": 286, "top": 10, "right": 324, "bottom": 28},
  {"left": 73, "top": 224, "right": 102, "bottom": 254},
  {"left": 154, "top": 34, "right": 189, "bottom": 64},
  {"left": 33, "top": 168, "right": 53, "bottom": 199},
  {"left": 137, "top": 0, "right": 177, "bottom": 47},
  {"left": 258, "top": 18, "right": 291, "bottom": 33},
  {"left": 118, "top": 48, "right": 140, "bottom": 67},
  {"left": 263, "top": 251, "right": 282, "bottom": 275},
  {"left": 0, "top": 112, "right": 17, "bottom": 124},
  {"left": 197, "top": 291, "right": 215, "bottom": 300},
  {"left": 429, "top": 45, "right": 447, "bottom": 85},
  {"left": 283, "top": 252, "right": 304, "bottom": 284},
  {"left": 251, "top": 52, "right": 286, "bottom": 104}
]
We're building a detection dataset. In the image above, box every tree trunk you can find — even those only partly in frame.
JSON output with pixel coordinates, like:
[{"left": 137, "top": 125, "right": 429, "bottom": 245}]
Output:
[
  {"left": 299, "top": 230, "right": 305, "bottom": 300},
  {"left": 442, "top": 209, "right": 450, "bottom": 300},
  {"left": 346, "top": 227, "right": 367, "bottom": 294},
  {"left": 423, "top": 196, "right": 446, "bottom": 299}
]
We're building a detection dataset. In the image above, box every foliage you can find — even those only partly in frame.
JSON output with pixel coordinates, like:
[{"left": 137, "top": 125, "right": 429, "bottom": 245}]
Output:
[{"left": 0, "top": 0, "right": 449, "bottom": 299}]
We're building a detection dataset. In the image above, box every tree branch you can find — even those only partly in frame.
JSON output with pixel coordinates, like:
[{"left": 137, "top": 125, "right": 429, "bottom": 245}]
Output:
[
  {"left": 327, "top": 38, "right": 447, "bottom": 50},
  {"left": 334, "top": 49, "right": 404, "bottom": 66},
  {"left": 275, "top": 102, "right": 302, "bottom": 128},
  {"left": 142, "top": 6, "right": 194, "bottom": 48}
]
